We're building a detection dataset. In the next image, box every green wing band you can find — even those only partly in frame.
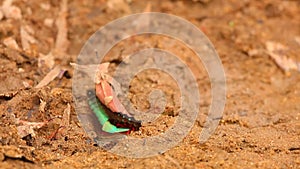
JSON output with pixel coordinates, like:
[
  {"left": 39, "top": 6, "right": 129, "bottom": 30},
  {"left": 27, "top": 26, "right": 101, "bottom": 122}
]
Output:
[
  {"left": 88, "top": 95, "right": 129, "bottom": 133},
  {"left": 88, "top": 99, "right": 109, "bottom": 125},
  {"left": 102, "top": 121, "right": 130, "bottom": 133}
]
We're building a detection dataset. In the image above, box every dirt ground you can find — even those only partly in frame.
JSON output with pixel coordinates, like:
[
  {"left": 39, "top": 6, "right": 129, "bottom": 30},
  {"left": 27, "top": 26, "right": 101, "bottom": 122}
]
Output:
[{"left": 0, "top": 0, "right": 299, "bottom": 168}]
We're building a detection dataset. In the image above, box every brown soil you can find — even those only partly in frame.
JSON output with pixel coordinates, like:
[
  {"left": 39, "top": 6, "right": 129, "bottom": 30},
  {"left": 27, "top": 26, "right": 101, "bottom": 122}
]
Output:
[{"left": 0, "top": 0, "right": 299, "bottom": 168}]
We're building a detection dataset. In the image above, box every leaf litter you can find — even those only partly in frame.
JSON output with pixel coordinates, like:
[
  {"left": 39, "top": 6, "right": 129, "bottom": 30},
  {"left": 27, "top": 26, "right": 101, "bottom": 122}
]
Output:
[{"left": 265, "top": 41, "right": 300, "bottom": 72}]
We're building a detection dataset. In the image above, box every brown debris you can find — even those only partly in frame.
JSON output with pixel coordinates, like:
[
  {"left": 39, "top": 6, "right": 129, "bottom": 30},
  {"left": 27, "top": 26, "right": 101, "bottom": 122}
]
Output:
[
  {"left": 20, "top": 26, "right": 37, "bottom": 51},
  {"left": 265, "top": 41, "right": 300, "bottom": 72},
  {"left": 0, "top": 90, "right": 18, "bottom": 99},
  {"left": 0, "top": 145, "right": 23, "bottom": 159},
  {"left": 70, "top": 62, "right": 110, "bottom": 84},
  {"left": 0, "top": 145, "right": 34, "bottom": 163},
  {"left": 35, "top": 65, "right": 64, "bottom": 88},
  {"left": 16, "top": 120, "right": 48, "bottom": 138},
  {"left": 39, "top": 99, "right": 47, "bottom": 113},
  {"left": 1, "top": 0, "right": 22, "bottom": 20},
  {"left": 0, "top": 75, "right": 24, "bottom": 98},
  {"left": 38, "top": 52, "right": 55, "bottom": 69},
  {"left": 48, "top": 126, "right": 65, "bottom": 140},
  {"left": 2, "top": 37, "right": 19, "bottom": 51},
  {"left": 61, "top": 103, "right": 71, "bottom": 127},
  {"left": 54, "top": 0, "right": 69, "bottom": 54}
]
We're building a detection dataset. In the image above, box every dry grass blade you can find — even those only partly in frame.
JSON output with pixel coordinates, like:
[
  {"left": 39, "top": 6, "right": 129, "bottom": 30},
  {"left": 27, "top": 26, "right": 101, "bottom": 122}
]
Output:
[
  {"left": 62, "top": 103, "right": 71, "bottom": 127},
  {"left": 35, "top": 65, "right": 61, "bottom": 88},
  {"left": 54, "top": 0, "right": 69, "bottom": 54}
]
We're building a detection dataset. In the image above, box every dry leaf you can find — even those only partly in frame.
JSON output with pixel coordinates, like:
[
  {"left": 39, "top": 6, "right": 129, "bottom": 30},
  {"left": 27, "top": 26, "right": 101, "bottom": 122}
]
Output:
[
  {"left": 1, "top": 0, "right": 22, "bottom": 20},
  {"left": 16, "top": 120, "right": 47, "bottom": 138},
  {"left": 54, "top": 0, "right": 69, "bottom": 54},
  {"left": 61, "top": 103, "right": 71, "bottom": 127},
  {"left": 39, "top": 99, "right": 47, "bottom": 113},
  {"left": 265, "top": 41, "right": 300, "bottom": 72},
  {"left": 70, "top": 62, "right": 110, "bottom": 84},
  {"left": 3, "top": 37, "right": 20, "bottom": 50},
  {"left": 22, "top": 81, "right": 31, "bottom": 88},
  {"left": 35, "top": 65, "right": 62, "bottom": 88},
  {"left": 38, "top": 52, "right": 55, "bottom": 69},
  {"left": 20, "top": 26, "right": 37, "bottom": 50}
]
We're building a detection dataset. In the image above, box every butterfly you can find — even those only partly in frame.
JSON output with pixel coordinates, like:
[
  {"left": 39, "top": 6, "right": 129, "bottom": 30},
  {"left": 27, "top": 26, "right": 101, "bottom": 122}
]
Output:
[{"left": 87, "top": 89, "right": 141, "bottom": 133}]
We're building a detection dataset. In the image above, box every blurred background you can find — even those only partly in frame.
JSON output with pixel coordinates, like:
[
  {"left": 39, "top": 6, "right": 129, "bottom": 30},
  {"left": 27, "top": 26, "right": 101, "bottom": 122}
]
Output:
[{"left": 0, "top": 0, "right": 299, "bottom": 168}]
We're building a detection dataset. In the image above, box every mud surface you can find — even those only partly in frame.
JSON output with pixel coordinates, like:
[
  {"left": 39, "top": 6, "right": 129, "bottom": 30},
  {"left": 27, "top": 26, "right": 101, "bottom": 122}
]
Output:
[{"left": 0, "top": 0, "right": 299, "bottom": 168}]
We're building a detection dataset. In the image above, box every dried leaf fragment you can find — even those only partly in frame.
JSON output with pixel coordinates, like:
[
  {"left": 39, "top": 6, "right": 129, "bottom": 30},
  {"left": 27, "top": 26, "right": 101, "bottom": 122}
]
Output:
[
  {"left": 38, "top": 52, "right": 55, "bottom": 69},
  {"left": 16, "top": 120, "right": 47, "bottom": 138},
  {"left": 20, "top": 26, "right": 37, "bottom": 50},
  {"left": 61, "top": 103, "right": 71, "bottom": 127},
  {"left": 35, "top": 65, "right": 62, "bottom": 88},
  {"left": 3, "top": 37, "right": 20, "bottom": 50},
  {"left": 1, "top": 0, "right": 22, "bottom": 20},
  {"left": 54, "top": 0, "right": 69, "bottom": 54},
  {"left": 265, "top": 41, "right": 300, "bottom": 72},
  {"left": 70, "top": 62, "right": 110, "bottom": 84},
  {"left": 39, "top": 99, "right": 47, "bottom": 113}
]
